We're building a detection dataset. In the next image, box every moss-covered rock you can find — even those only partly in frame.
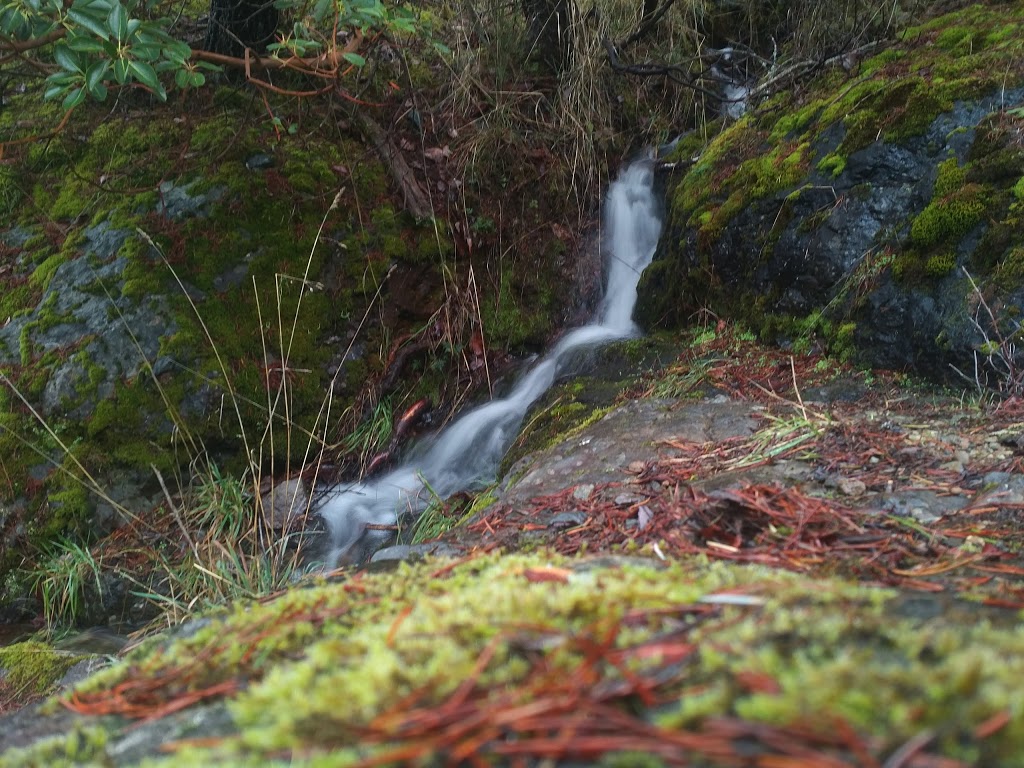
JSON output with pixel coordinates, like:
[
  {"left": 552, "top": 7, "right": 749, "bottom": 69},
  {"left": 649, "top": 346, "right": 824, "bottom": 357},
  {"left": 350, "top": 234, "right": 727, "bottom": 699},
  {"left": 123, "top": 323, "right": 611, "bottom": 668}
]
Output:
[
  {"left": 0, "top": 641, "right": 78, "bottom": 698},
  {"left": 1, "top": 553, "right": 1023, "bottom": 765},
  {"left": 638, "top": 1, "right": 1024, "bottom": 384}
]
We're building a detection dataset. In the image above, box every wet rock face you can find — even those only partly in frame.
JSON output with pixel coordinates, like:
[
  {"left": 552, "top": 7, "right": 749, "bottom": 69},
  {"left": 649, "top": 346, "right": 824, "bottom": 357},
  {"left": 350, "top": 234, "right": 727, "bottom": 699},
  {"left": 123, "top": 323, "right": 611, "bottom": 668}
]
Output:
[
  {"left": 639, "top": 3, "right": 1024, "bottom": 385},
  {"left": 0, "top": 224, "right": 174, "bottom": 418}
]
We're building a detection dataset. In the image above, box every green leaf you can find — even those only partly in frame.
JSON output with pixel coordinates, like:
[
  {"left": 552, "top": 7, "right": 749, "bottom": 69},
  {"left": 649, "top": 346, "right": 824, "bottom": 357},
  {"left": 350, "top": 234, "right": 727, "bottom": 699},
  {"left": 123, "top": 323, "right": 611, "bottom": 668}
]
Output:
[
  {"left": 66, "top": 7, "right": 110, "bottom": 40},
  {"left": 65, "top": 35, "right": 106, "bottom": 53},
  {"left": 188, "top": 71, "right": 205, "bottom": 87},
  {"left": 127, "top": 59, "right": 165, "bottom": 99},
  {"left": 43, "top": 84, "right": 68, "bottom": 101},
  {"left": 130, "top": 41, "right": 161, "bottom": 60},
  {"left": 163, "top": 41, "right": 191, "bottom": 65},
  {"left": 61, "top": 86, "right": 87, "bottom": 110},
  {"left": 107, "top": 2, "right": 127, "bottom": 42},
  {"left": 52, "top": 43, "right": 84, "bottom": 73},
  {"left": 342, "top": 52, "right": 366, "bottom": 67},
  {"left": 85, "top": 59, "right": 109, "bottom": 91},
  {"left": 174, "top": 68, "right": 189, "bottom": 89},
  {"left": 311, "top": 0, "right": 331, "bottom": 21},
  {"left": 112, "top": 58, "right": 129, "bottom": 83}
]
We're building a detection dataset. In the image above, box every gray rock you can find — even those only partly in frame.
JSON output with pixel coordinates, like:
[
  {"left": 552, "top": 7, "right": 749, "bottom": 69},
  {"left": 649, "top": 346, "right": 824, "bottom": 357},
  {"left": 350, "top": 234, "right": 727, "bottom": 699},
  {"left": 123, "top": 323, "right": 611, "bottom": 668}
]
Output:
[
  {"left": 369, "top": 541, "right": 462, "bottom": 563},
  {"left": 260, "top": 477, "right": 311, "bottom": 530},
  {"left": 548, "top": 511, "right": 588, "bottom": 529},
  {"left": 155, "top": 180, "right": 223, "bottom": 219},
  {"left": 245, "top": 153, "right": 275, "bottom": 170}
]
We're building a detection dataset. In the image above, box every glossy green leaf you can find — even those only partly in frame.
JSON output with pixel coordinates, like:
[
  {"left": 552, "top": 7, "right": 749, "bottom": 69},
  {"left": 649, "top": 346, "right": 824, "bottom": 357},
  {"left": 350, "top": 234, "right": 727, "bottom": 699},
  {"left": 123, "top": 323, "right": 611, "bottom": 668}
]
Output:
[
  {"left": 112, "top": 57, "right": 129, "bottom": 83},
  {"left": 85, "top": 59, "right": 109, "bottom": 91},
  {"left": 66, "top": 7, "right": 110, "bottom": 40},
  {"left": 163, "top": 41, "right": 190, "bottom": 65},
  {"left": 52, "top": 43, "right": 83, "bottom": 73},
  {"left": 130, "top": 41, "right": 161, "bottom": 60},
  {"left": 43, "top": 84, "right": 67, "bottom": 100},
  {"left": 342, "top": 52, "right": 366, "bottom": 67},
  {"left": 107, "top": 2, "right": 127, "bottom": 42},
  {"left": 61, "top": 86, "right": 87, "bottom": 110},
  {"left": 126, "top": 58, "right": 159, "bottom": 89},
  {"left": 65, "top": 35, "right": 106, "bottom": 53}
]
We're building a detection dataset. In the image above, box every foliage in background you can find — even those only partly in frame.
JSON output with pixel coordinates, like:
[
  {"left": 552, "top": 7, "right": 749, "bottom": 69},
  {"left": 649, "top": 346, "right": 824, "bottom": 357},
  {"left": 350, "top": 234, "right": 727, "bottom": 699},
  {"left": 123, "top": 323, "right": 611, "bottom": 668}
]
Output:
[{"left": 0, "top": 0, "right": 428, "bottom": 110}]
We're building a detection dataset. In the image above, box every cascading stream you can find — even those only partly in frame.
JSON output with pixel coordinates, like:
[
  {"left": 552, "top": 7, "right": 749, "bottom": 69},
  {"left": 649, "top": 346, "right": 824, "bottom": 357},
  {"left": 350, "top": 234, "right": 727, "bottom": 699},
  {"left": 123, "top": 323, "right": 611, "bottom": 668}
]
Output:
[{"left": 317, "top": 158, "right": 663, "bottom": 565}]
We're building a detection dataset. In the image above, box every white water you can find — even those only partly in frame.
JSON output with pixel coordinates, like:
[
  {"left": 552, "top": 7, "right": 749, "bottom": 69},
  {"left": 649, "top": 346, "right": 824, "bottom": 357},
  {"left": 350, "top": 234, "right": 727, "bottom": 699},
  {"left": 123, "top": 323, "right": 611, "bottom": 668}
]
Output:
[{"left": 317, "top": 159, "right": 663, "bottom": 565}]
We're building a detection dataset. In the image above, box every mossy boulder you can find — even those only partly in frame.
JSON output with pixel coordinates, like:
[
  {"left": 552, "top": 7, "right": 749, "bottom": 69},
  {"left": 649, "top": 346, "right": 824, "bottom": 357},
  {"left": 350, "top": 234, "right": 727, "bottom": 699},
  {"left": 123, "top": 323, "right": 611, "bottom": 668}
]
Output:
[
  {"left": 637, "top": 1, "right": 1024, "bottom": 384},
  {"left": 1, "top": 552, "right": 1023, "bottom": 765}
]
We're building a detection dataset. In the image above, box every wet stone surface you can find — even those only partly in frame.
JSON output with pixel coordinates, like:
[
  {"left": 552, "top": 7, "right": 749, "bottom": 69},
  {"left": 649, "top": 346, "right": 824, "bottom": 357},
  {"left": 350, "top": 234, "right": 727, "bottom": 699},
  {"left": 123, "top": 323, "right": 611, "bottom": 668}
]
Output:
[{"left": 499, "top": 398, "right": 760, "bottom": 507}]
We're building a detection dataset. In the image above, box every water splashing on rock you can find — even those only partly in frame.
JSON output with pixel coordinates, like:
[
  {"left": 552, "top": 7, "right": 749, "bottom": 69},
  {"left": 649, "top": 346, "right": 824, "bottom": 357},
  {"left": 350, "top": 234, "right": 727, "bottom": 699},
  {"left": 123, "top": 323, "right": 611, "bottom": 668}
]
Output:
[{"left": 317, "top": 158, "right": 663, "bottom": 565}]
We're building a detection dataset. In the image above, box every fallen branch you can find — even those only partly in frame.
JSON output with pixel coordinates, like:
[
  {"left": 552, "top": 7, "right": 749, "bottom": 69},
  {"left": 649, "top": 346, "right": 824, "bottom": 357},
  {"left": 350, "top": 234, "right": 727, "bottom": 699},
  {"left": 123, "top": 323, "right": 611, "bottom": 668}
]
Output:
[{"left": 354, "top": 111, "right": 434, "bottom": 220}]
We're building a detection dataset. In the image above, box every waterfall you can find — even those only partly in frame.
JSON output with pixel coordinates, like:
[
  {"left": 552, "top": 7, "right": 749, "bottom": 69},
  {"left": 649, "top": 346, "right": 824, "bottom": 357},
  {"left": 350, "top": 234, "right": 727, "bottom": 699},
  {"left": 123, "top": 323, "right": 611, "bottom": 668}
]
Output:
[{"left": 316, "top": 158, "right": 663, "bottom": 565}]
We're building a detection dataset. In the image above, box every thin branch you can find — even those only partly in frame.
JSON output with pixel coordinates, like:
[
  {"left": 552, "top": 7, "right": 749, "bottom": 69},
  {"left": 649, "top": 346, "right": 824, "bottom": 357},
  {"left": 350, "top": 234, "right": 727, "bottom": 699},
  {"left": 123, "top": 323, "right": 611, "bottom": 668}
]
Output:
[
  {"left": 0, "top": 27, "right": 66, "bottom": 53},
  {"left": 618, "top": 0, "right": 679, "bottom": 50},
  {"left": 602, "top": 37, "right": 730, "bottom": 102}
]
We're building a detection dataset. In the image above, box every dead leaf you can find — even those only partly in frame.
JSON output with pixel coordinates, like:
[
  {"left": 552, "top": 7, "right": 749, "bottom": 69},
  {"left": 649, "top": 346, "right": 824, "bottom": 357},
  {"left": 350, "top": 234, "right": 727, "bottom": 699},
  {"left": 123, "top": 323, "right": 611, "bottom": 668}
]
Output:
[{"left": 423, "top": 146, "right": 451, "bottom": 162}]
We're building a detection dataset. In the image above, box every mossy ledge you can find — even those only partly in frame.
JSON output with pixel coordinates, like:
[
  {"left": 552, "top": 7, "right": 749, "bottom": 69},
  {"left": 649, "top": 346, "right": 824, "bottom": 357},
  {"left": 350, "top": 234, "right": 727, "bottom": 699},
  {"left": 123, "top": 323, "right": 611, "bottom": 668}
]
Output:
[{"left": 1, "top": 552, "right": 1022, "bottom": 766}]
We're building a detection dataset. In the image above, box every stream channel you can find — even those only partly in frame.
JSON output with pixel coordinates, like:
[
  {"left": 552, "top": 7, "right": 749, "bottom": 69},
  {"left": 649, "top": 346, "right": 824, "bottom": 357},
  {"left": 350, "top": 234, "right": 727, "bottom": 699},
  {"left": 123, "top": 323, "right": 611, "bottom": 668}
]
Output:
[{"left": 318, "top": 157, "right": 664, "bottom": 566}]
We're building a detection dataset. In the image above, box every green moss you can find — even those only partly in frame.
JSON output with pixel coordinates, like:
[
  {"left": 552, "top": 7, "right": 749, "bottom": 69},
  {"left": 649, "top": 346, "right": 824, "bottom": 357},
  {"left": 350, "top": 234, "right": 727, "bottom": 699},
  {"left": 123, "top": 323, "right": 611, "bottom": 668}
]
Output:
[
  {"left": 413, "top": 226, "right": 451, "bottom": 262},
  {"left": 993, "top": 246, "right": 1024, "bottom": 288},
  {"left": 0, "top": 165, "right": 24, "bottom": 218},
  {"left": 0, "top": 726, "right": 109, "bottom": 768},
  {"left": 934, "top": 158, "right": 967, "bottom": 198},
  {"left": 28, "top": 252, "right": 68, "bottom": 291},
  {"left": 860, "top": 48, "right": 905, "bottom": 76},
  {"left": 925, "top": 251, "right": 957, "bottom": 277},
  {"left": 832, "top": 322, "right": 857, "bottom": 362},
  {"left": 816, "top": 152, "right": 846, "bottom": 178},
  {"left": 0, "top": 641, "right": 78, "bottom": 695},
  {"left": 934, "top": 26, "right": 975, "bottom": 53},
  {"left": 380, "top": 234, "right": 408, "bottom": 260},
  {"left": 910, "top": 184, "right": 987, "bottom": 248},
  {"left": 1012, "top": 176, "right": 1024, "bottom": 201},
  {"left": 0, "top": 283, "right": 37, "bottom": 322},
  {"left": 45, "top": 553, "right": 1024, "bottom": 766}
]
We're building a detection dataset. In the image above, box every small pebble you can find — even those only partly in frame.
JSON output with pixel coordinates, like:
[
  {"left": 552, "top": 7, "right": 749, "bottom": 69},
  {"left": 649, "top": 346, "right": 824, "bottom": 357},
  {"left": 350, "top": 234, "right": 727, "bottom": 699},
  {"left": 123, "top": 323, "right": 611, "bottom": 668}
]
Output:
[
  {"left": 572, "top": 484, "right": 595, "bottom": 501},
  {"left": 549, "top": 511, "right": 588, "bottom": 530},
  {"left": 837, "top": 477, "right": 866, "bottom": 497}
]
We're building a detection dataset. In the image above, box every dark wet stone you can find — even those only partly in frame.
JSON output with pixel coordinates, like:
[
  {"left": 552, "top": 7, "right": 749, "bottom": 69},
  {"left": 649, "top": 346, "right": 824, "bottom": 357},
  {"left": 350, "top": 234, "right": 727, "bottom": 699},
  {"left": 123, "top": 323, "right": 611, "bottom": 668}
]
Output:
[
  {"left": 245, "top": 153, "right": 275, "bottom": 170},
  {"left": 548, "top": 511, "right": 588, "bottom": 529}
]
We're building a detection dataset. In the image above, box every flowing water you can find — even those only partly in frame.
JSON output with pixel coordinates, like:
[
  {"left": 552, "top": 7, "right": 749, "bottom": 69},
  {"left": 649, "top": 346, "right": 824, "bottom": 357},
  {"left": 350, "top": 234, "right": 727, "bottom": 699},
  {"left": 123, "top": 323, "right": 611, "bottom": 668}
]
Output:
[{"left": 317, "top": 158, "right": 663, "bottom": 565}]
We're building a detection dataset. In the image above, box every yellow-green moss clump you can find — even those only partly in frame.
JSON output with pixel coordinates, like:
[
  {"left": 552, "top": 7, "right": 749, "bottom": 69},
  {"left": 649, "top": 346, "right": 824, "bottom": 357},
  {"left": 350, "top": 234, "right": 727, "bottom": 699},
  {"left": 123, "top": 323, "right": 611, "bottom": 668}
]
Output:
[
  {"left": 4, "top": 553, "right": 1014, "bottom": 766},
  {"left": 0, "top": 641, "right": 78, "bottom": 696}
]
